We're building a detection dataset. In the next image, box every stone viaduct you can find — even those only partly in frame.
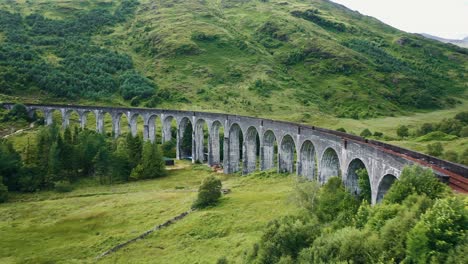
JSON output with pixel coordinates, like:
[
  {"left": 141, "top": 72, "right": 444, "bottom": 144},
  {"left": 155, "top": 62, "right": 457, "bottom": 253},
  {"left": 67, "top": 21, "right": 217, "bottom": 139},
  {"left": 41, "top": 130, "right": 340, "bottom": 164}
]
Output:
[{"left": 2, "top": 103, "right": 467, "bottom": 203}]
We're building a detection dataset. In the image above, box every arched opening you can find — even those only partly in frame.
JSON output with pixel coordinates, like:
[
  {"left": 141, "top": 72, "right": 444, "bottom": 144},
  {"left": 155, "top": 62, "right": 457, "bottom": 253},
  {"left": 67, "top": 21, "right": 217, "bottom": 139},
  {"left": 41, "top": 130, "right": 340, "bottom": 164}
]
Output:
[
  {"left": 161, "top": 116, "right": 177, "bottom": 158},
  {"left": 209, "top": 121, "right": 224, "bottom": 166},
  {"left": 178, "top": 117, "right": 193, "bottom": 160},
  {"left": 194, "top": 119, "right": 208, "bottom": 163},
  {"left": 146, "top": 114, "right": 160, "bottom": 143},
  {"left": 346, "top": 158, "right": 371, "bottom": 202},
  {"left": 279, "top": 134, "right": 296, "bottom": 173},
  {"left": 377, "top": 174, "right": 397, "bottom": 203},
  {"left": 298, "top": 140, "right": 317, "bottom": 180},
  {"left": 27, "top": 108, "right": 45, "bottom": 126},
  {"left": 80, "top": 111, "right": 96, "bottom": 131},
  {"left": 320, "top": 147, "right": 340, "bottom": 184},
  {"left": 65, "top": 110, "right": 81, "bottom": 129},
  {"left": 244, "top": 126, "right": 259, "bottom": 174},
  {"left": 262, "top": 130, "right": 278, "bottom": 171},
  {"left": 101, "top": 112, "right": 113, "bottom": 137},
  {"left": 162, "top": 116, "right": 176, "bottom": 143},
  {"left": 128, "top": 113, "right": 144, "bottom": 138},
  {"left": 44, "top": 109, "right": 61, "bottom": 126},
  {"left": 228, "top": 123, "right": 243, "bottom": 173}
]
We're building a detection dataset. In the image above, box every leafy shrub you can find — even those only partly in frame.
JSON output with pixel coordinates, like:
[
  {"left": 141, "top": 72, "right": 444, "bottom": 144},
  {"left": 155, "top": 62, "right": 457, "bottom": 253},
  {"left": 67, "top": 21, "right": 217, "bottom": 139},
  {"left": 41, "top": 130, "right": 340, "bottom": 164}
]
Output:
[
  {"left": 291, "top": 9, "right": 347, "bottom": 32},
  {"left": 360, "top": 128, "right": 372, "bottom": 137},
  {"left": 416, "top": 131, "right": 458, "bottom": 142},
  {"left": 192, "top": 175, "right": 222, "bottom": 209},
  {"left": 249, "top": 79, "right": 279, "bottom": 97},
  {"left": 247, "top": 216, "right": 320, "bottom": 263},
  {"left": 460, "top": 126, "right": 468, "bottom": 137},
  {"left": 54, "top": 181, "right": 73, "bottom": 193},
  {"left": 2, "top": 104, "right": 31, "bottom": 122},
  {"left": 406, "top": 197, "right": 467, "bottom": 263},
  {"left": 301, "top": 227, "right": 382, "bottom": 264},
  {"left": 336, "top": 127, "right": 346, "bottom": 133},
  {"left": 396, "top": 125, "right": 409, "bottom": 138},
  {"left": 427, "top": 142, "right": 444, "bottom": 156},
  {"left": 373, "top": 131, "right": 383, "bottom": 137},
  {"left": 444, "top": 151, "right": 459, "bottom": 163},
  {"left": 384, "top": 166, "right": 448, "bottom": 204},
  {"left": 119, "top": 71, "right": 155, "bottom": 100}
]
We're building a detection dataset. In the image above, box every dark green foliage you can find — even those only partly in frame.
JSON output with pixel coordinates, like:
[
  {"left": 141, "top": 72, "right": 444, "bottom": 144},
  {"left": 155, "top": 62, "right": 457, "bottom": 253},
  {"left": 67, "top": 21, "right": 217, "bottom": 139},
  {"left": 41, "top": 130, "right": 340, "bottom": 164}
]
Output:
[
  {"left": 406, "top": 197, "right": 467, "bottom": 263},
  {"left": 314, "top": 177, "right": 360, "bottom": 225},
  {"left": 161, "top": 139, "right": 177, "bottom": 158},
  {"left": 356, "top": 168, "right": 371, "bottom": 203},
  {"left": 292, "top": 9, "right": 347, "bottom": 32},
  {"left": 181, "top": 124, "right": 193, "bottom": 158},
  {"left": 247, "top": 216, "right": 320, "bottom": 263},
  {"left": 192, "top": 175, "right": 222, "bottom": 209},
  {"left": 0, "top": 139, "right": 22, "bottom": 191},
  {"left": 444, "top": 150, "right": 459, "bottom": 163},
  {"left": 301, "top": 227, "right": 382, "bottom": 264},
  {"left": 397, "top": 125, "right": 409, "bottom": 138},
  {"left": 454, "top": 111, "right": 468, "bottom": 124},
  {"left": 336, "top": 127, "right": 346, "bottom": 133},
  {"left": 0, "top": 1, "right": 154, "bottom": 101},
  {"left": 54, "top": 181, "right": 73, "bottom": 193},
  {"left": 427, "top": 142, "right": 444, "bottom": 157},
  {"left": 130, "top": 141, "right": 166, "bottom": 180},
  {"left": 248, "top": 79, "right": 280, "bottom": 97},
  {"left": 0, "top": 176, "right": 7, "bottom": 203},
  {"left": 359, "top": 128, "right": 372, "bottom": 137},
  {"left": 119, "top": 71, "right": 156, "bottom": 100},
  {"left": 383, "top": 166, "right": 448, "bottom": 204},
  {"left": 1, "top": 104, "right": 31, "bottom": 122},
  {"left": 126, "top": 133, "right": 143, "bottom": 167},
  {"left": 373, "top": 131, "right": 383, "bottom": 137}
]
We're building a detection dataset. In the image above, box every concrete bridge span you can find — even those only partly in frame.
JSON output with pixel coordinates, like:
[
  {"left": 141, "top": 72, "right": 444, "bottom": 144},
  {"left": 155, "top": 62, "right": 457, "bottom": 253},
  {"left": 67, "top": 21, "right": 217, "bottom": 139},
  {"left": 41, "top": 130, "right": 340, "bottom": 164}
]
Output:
[{"left": 2, "top": 103, "right": 467, "bottom": 203}]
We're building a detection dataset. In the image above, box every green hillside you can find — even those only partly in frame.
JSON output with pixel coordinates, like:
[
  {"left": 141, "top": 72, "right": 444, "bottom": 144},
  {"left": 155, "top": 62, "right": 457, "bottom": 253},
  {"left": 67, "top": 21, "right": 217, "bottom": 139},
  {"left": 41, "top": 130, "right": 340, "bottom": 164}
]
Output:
[{"left": 0, "top": 0, "right": 466, "bottom": 119}]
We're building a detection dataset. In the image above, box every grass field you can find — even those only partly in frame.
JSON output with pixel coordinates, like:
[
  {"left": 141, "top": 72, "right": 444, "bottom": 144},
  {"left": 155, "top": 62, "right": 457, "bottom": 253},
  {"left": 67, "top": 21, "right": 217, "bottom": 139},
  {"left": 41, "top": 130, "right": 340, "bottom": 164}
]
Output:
[{"left": 0, "top": 162, "right": 298, "bottom": 263}]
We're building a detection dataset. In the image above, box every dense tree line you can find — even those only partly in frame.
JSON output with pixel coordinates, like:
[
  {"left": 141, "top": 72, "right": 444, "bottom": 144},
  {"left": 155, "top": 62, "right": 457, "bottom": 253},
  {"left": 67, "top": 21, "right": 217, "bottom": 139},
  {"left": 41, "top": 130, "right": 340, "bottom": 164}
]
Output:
[
  {"left": 0, "top": 0, "right": 158, "bottom": 102},
  {"left": 0, "top": 125, "right": 166, "bottom": 202},
  {"left": 245, "top": 166, "right": 467, "bottom": 264}
]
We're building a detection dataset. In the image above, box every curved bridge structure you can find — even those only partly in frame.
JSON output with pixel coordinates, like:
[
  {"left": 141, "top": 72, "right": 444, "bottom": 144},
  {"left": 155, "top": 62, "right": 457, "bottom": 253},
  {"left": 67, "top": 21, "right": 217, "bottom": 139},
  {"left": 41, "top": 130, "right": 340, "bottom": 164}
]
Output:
[{"left": 2, "top": 103, "right": 467, "bottom": 203}]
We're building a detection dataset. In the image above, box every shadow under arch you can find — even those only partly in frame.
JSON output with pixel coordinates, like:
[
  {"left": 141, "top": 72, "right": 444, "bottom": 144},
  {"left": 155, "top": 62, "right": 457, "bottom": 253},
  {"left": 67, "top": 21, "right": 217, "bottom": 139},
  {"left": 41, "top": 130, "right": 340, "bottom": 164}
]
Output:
[
  {"left": 209, "top": 120, "right": 224, "bottom": 165},
  {"left": 279, "top": 134, "right": 296, "bottom": 173},
  {"left": 320, "top": 147, "right": 340, "bottom": 184},
  {"left": 178, "top": 117, "right": 193, "bottom": 160},
  {"left": 298, "top": 140, "right": 317, "bottom": 180},
  {"left": 194, "top": 119, "right": 208, "bottom": 163},
  {"left": 376, "top": 174, "right": 397, "bottom": 203},
  {"left": 262, "top": 130, "right": 277, "bottom": 171},
  {"left": 345, "top": 158, "right": 371, "bottom": 199},
  {"left": 244, "top": 126, "right": 259, "bottom": 174},
  {"left": 227, "top": 123, "right": 243, "bottom": 173}
]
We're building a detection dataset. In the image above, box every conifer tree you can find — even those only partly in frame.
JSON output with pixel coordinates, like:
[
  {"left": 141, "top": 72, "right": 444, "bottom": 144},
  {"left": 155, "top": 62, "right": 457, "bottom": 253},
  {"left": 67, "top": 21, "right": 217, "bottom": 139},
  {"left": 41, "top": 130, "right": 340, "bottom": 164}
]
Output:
[{"left": 130, "top": 141, "right": 166, "bottom": 180}]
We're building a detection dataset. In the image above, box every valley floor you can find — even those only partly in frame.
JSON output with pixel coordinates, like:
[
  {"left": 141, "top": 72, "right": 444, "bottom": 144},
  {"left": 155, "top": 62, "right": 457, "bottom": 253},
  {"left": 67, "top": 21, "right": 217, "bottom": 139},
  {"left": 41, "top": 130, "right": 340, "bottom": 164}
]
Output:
[{"left": 0, "top": 162, "right": 298, "bottom": 263}]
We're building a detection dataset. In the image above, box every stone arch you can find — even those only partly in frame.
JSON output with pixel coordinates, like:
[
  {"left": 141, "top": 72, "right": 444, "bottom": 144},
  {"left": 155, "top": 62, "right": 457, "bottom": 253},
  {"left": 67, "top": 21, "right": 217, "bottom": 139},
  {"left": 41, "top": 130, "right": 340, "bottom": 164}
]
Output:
[
  {"left": 162, "top": 116, "right": 176, "bottom": 143},
  {"left": 78, "top": 110, "right": 96, "bottom": 130},
  {"left": 298, "top": 140, "right": 317, "bottom": 180},
  {"left": 345, "top": 158, "right": 370, "bottom": 197},
  {"left": 279, "top": 134, "right": 296, "bottom": 173},
  {"left": 178, "top": 117, "right": 193, "bottom": 160},
  {"left": 146, "top": 114, "right": 160, "bottom": 143},
  {"left": 262, "top": 130, "right": 277, "bottom": 170},
  {"left": 128, "top": 113, "right": 144, "bottom": 137},
  {"left": 376, "top": 174, "right": 397, "bottom": 203},
  {"left": 320, "top": 147, "right": 341, "bottom": 184},
  {"left": 244, "top": 126, "right": 259, "bottom": 174},
  {"left": 61, "top": 109, "right": 78, "bottom": 128},
  {"left": 209, "top": 120, "right": 223, "bottom": 165},
  {"left": 45, "top": 108, "right": 61, "bottom": 126},
  {"left": 227, "top": 123, "right": 243, "bottom": 173},
  {"left": 194, "top": 119, "right": 208, "bottom": 163}
]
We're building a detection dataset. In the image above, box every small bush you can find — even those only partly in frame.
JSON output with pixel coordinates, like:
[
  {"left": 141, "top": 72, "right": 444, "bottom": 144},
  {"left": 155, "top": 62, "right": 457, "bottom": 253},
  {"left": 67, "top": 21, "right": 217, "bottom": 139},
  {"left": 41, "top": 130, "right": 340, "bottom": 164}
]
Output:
[
  {"left": 373, "top": 131, "right": 383, "bottom": 137},
  {"left": 360, "top": 128, "right": 372, "bottom": 137},
  {"left": 427, "top": 142, "right": 444, "bottom": 157},
  {"left": 336, "top": 127, "right": 346, "bottom": 133},
  {"left": 396, "top": 125, "right": 409, "bottom": 138},
  {"left": 54, "top": 181, "right": 73, "bottom": 193},
  {"left": 415, "top": 131, "right": 458, "bottom": 142},
  {"left": 192, "top": 175, "right": 222, "bottom": 209}
]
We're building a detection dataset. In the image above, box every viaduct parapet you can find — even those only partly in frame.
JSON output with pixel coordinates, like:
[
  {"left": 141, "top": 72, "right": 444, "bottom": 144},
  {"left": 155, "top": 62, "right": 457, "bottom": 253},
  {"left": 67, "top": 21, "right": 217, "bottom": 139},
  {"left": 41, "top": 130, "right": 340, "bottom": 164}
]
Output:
[{"left": 2, "top": 103, "right": 467, "bottom": 203}]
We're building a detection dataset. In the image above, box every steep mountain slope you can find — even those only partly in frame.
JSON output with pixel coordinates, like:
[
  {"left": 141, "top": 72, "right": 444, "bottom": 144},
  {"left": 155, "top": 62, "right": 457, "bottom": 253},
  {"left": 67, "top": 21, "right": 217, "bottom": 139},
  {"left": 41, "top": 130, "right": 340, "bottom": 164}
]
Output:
[
  {"left": 421, "top": 34, "right": 468, "bottom": 49},
  {"left": 0, "top": 0, "right": 466, "bottom": 119}
]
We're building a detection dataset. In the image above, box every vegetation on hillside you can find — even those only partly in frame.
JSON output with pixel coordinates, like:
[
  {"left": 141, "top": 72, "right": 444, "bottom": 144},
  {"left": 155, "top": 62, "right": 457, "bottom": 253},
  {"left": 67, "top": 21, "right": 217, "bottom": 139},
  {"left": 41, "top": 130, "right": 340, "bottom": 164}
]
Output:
[
  {"left": 0, "top": 0, "right": 466, "bottom": 118},
  {"left": 245, "top": 166, "right": 466, "bottom": 264},
  {"left": 0, "top": 124, "right": 166, "bottom": 202}
]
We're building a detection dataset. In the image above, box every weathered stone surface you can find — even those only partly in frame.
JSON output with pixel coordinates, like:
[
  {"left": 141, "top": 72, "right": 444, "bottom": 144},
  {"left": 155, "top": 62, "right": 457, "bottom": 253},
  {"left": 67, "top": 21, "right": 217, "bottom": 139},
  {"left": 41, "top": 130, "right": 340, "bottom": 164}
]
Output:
[{"left": 3, "top": 103, "right": 467, "bottom": 203}]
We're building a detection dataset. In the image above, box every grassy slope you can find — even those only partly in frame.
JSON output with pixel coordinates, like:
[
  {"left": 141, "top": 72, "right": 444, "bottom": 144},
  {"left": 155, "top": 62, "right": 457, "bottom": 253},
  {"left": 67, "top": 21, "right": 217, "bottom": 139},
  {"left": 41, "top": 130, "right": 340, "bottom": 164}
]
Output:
[
  {"left": 0, "top": 0, "right": 467, "bottom": 118},
  {"left": 0, "top": 163, "right": 297, "bottom": 263}
]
